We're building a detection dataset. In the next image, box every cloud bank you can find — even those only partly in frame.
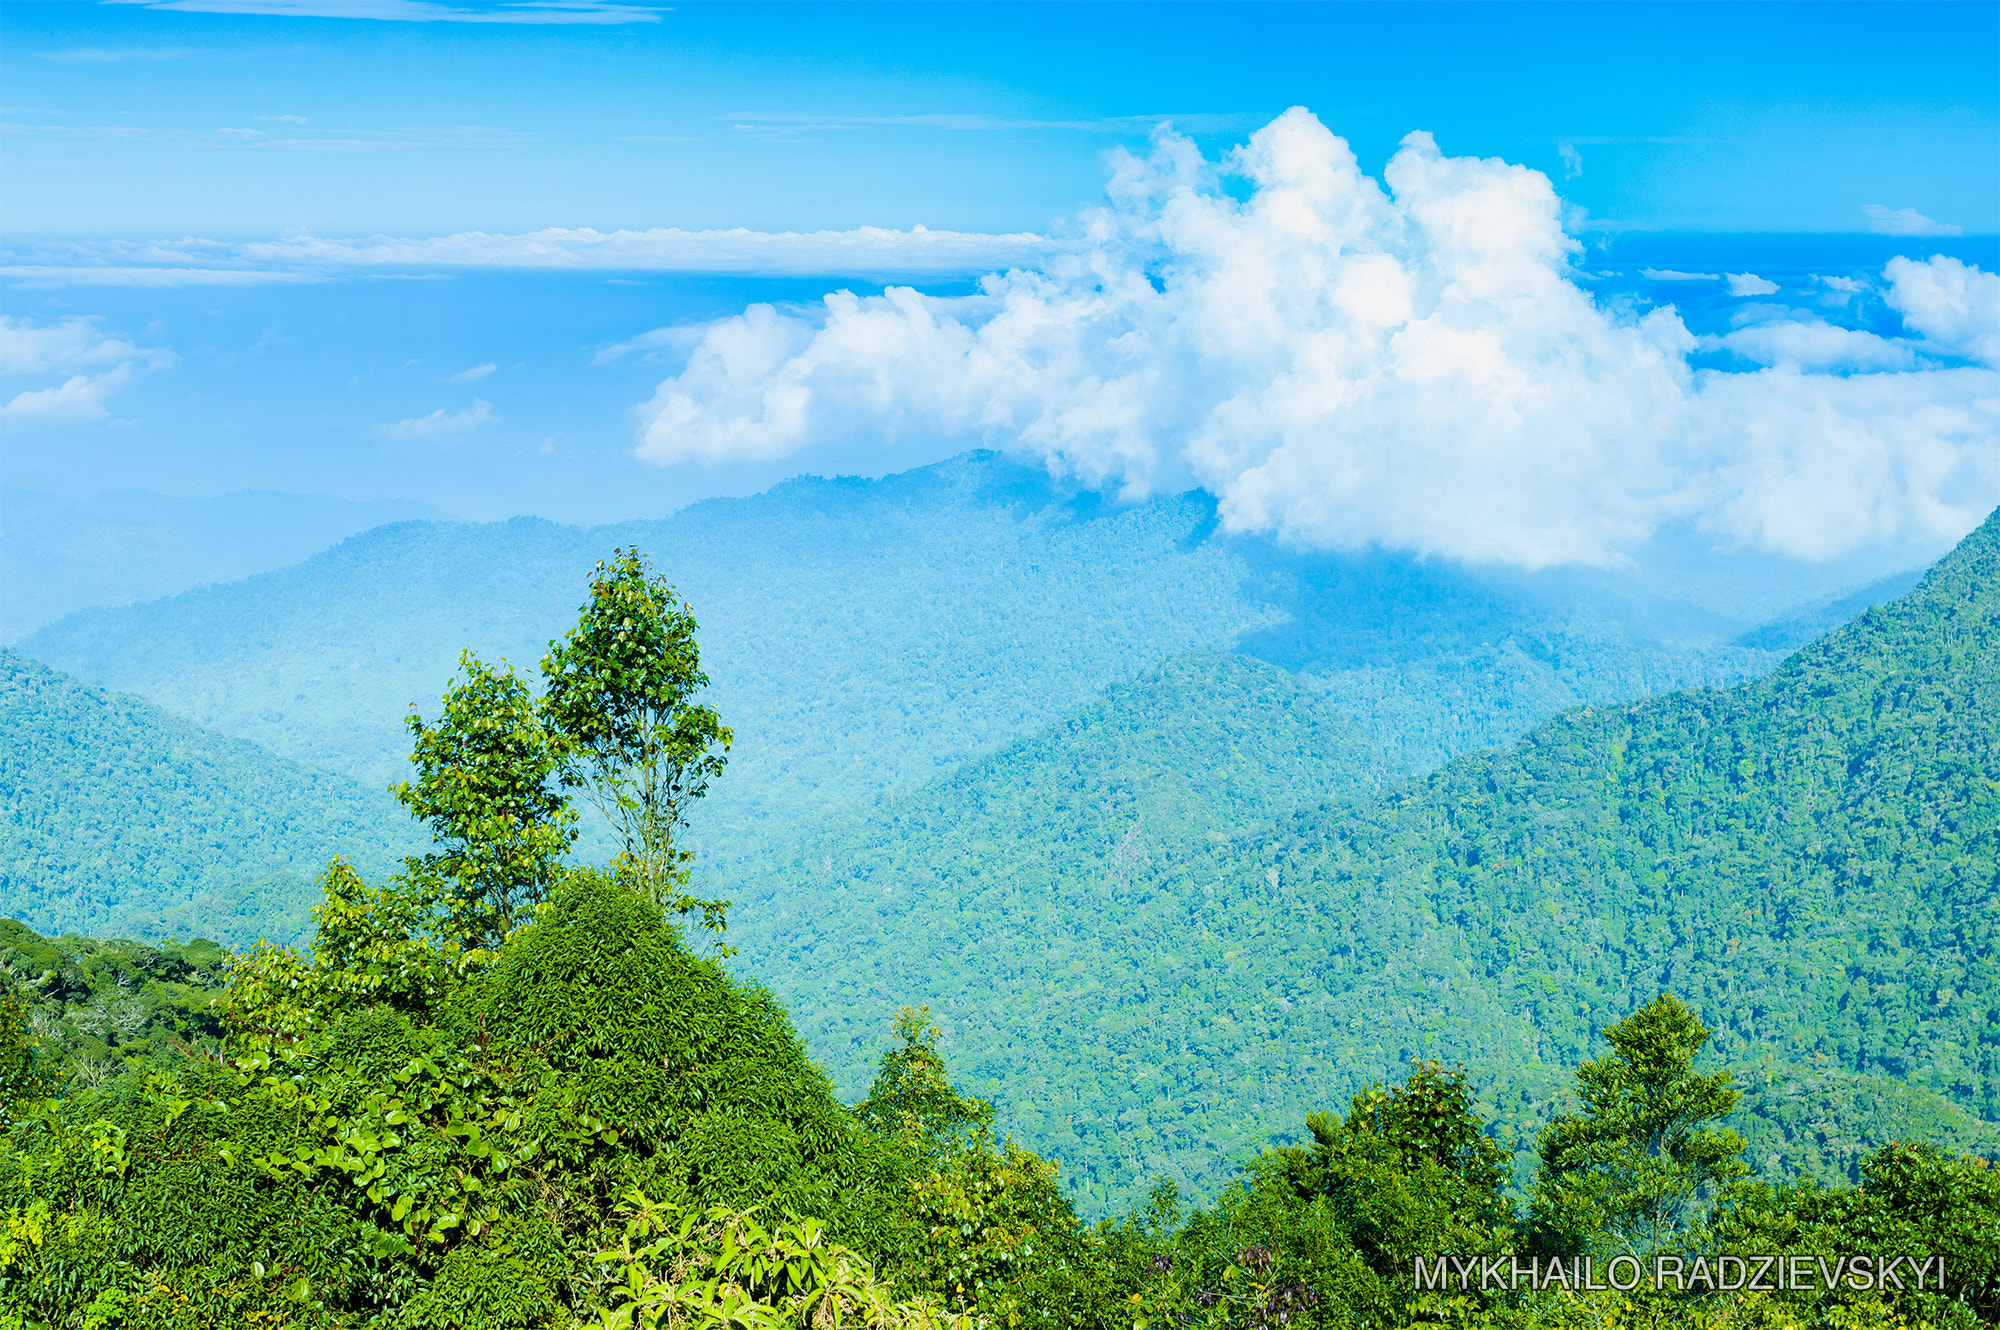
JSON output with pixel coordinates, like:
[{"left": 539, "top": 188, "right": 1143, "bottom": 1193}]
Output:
[
  {"left": 630, "top": 109, "right": 2000, "bottom": 568},
  {"left": 10, "top": 225, "right": 1061, "bottom": 284}
]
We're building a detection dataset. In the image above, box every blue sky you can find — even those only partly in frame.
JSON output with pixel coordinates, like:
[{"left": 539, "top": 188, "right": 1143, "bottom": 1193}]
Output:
[
  {"left": 7, "top": 0, "right": 1996, "bottom": 236},
  {"left": 3, "top": 1, "right": 1997, "bottom": 573}
]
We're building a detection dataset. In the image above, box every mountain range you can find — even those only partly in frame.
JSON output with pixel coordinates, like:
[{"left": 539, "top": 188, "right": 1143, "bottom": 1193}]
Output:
[
  {"left": 19, "top": 454, "right": 1789, "bottom": 836},
  {"left": 5, "top": 453, "right": 1993, "bottom": 1217}
]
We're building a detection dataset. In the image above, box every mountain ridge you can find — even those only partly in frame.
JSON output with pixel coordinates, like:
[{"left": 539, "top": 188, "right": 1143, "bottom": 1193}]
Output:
[
  {"left": 19, "top": 453, "right": 1785, "bottom": 835},
  {"left": 719, "top": 505, "right": 2000, "bottom": 1213},
  {"left": 0, "top": 650, "right": 422, "bottom": 946}
]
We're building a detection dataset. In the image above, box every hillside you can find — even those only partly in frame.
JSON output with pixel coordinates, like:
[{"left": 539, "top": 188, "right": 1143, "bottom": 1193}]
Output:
[
  {"left": 19, "top": 453, "right": 1783, "bottom": 841},
  {"left": 723, "top": 508, "right": 2000, "bottom": 1215},
  {"left": 0, "top": 487, "right": 445, "bottom": 642},
  {"left": 0, "top": 651, "right": 422, "bottom": 946}
]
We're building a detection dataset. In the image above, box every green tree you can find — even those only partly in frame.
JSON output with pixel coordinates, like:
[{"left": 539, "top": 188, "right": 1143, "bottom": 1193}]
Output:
[
  {"left": 0, "top": 990, "right": 54, "bottom": 1118},
  {"left": 858, "top": 1008, "right": 994, "bottom": 1162},
  {"left": 1262, "top": 1061, "right": 1513, "bottom": 1286},
  {"left": 392, "top": 650, "right": 576, "bottom": 950},
  {"left": 1530, "top": 993, "right": 1750, "bottom": 1257},
  {"left": 858, "top": 1009, "right": 1099, "bottom": 1326},
  {"left": 541, "top": 549, "right": 732, "bottom": 926},
  {"left": 1708, "top": 1142, "right": 2000, "bottom": 1328}
]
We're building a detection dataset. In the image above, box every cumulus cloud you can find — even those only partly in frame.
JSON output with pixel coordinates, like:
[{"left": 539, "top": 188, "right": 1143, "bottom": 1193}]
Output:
[
  {"left": 0, "top": 369, "right": 142, "bottom": 423},
  {"left": 1885, "top": 255, "right": 2000, "bottom": 366},
  {"left": 378, "top": 398, "right": 498, "bottom": 439},
  {"left": 0, "top": 315, "right": 174, "bottom": 423},
  {"left": 628, "top": 109, "right": 2000, "bottom": 568},
  {"left": 1725, "top": 272, "right": 1780, "bottom": 297},
  {"left": 1862, "top": 204, "right": 1962, "bottom": 237},
  {"left": 1642, "top": 269, "right": 1719, "bottom": 282}
]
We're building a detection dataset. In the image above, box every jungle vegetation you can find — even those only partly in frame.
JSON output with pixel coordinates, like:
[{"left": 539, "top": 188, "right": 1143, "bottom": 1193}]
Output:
[
  {"left": 721, "top": 505, "right": 2000, "bottom": 1213},
  {"left": 0, "top": 651, "right": 419, "bottom": 946},
  {"left": 3, "top": 534, "right": 1998, "bottom": 1329}
]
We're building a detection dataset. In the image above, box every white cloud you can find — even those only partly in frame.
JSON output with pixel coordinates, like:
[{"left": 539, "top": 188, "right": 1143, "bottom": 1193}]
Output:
[
  {"left": 378, "top": 398, "right": 498, "bottom": 439},
  {"left": 0, "top": 367, "right": 139, "bottom": 423},
  {"left": 448, "top": 361, "right": 496, "bottom": 382},
  {"left": 1, "top": 316, "right": 139, "bottom": 374},
  {"left": 628, "top": 109, "right": 2000, "bottom": 568},
  {"left": 593, "top": 323, "right": 717, "bottom": 364},
  {"left": 1687, "top": 367, "right": 1996, "bottom": 561},
  {"left": 233, "top": 224, "right": 1059, "bottom": 274},
  {"left": 1557, "top": 141, "right": 1582, "bottom": 179},
  {"left": 1715, "top": 321, "right": 1917, "bottom": 372},
  {"left": 12, "top": 224, "right": 1060, "bottom": 282},
  {"left": 1725, "top": 272, "right": 1780, "bottom": 296},
  {"left": 1885, "top": 255, "right": 2000, "bottom": 366},
  {"left": 1862, "top": 204, "right": 1962, "bottom": 237},
  {"left": 0, "top": 315, "right": 175, "bottom": 424},
  {"left": 1641, "top": 268, "right": 1719, "bottom": 281},
  {"left": 1819, "top": 275, "right": 1863, "bottom": 293},
  {"left": 102, "top": 0, "right": 662, "bottom": 23}
]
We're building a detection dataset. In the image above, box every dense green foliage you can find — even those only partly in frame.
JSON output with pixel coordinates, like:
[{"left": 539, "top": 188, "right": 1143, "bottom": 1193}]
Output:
[
  {"left": 0, "top": 869, "right": 925, "bottom": 1328},
  {"left": 393, "top": 653, "right": 578, "bottom": 951},
  {"left": 719, "top": 651, "right": 1400, "bottom": 1210},
  {"left": 3, "top": 523, "right": 1997, "bottom": 1329},
  {"left": 7, "top": 878, "right": 1992, "bottom": 1329},
  {"left": 1528, "top": 996, "right": 1750, "bottom": 1258},
  {"left": 0, "top": 651, "right": 420, "bottom": 946},
  {"left": 0, "top": 919, "right": 227, "bottom": 1093},
  {"left": 721, "top": 510, "right": 2000, "bottom": 1215}
]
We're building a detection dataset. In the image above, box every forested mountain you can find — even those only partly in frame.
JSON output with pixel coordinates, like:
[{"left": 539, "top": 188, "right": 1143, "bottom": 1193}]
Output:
[
  {"left": 0, "top": 487, "right": 444, "bottom": 642},
  {"left": 6, "top": 508, "right": 1997, "bottom": 1330},
  {"left": 18, "top": 454, "right": 1786, "bottom": 842},
  {"left": 0, "top": 651, "right": 420, "bottom": 945},
  {"left": 724, "top": 507, "right": 2000, "bottom": 1215}
]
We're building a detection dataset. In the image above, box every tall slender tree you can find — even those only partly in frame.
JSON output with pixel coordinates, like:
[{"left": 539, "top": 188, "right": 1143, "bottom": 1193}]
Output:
[{"left": 541, "top": 548, "right": 733, "bottom": 932}]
